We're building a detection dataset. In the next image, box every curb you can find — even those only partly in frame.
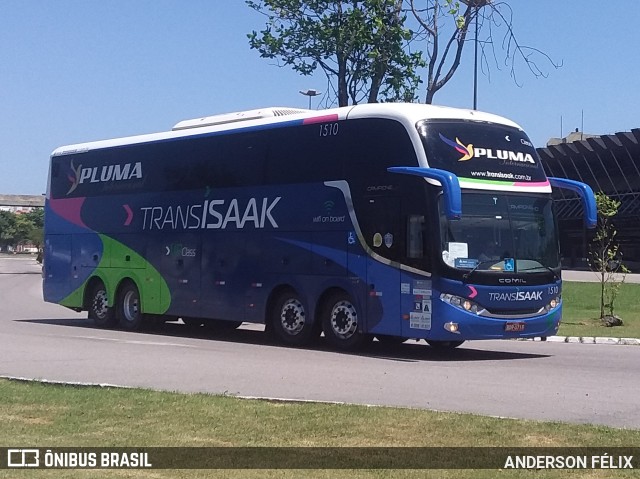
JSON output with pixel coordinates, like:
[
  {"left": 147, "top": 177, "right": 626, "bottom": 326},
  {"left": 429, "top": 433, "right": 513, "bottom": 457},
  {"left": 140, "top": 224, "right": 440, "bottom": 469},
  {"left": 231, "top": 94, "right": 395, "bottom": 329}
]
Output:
[{"left": 521, "top": 336, "right": 640, "bottom": 345}]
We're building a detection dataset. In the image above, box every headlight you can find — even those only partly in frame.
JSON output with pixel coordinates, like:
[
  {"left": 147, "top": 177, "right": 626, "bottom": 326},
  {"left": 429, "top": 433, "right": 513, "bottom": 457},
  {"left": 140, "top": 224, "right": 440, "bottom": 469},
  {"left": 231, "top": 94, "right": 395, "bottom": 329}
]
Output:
[{"left": 441, "top": 293, "right": 480, "bottom": 314}]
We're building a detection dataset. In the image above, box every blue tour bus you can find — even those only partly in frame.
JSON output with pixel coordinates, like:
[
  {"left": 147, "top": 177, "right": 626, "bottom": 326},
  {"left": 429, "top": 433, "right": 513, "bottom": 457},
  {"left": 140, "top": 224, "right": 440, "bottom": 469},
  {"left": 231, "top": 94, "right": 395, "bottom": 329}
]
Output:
[{"left": 43, "top": 103, "right": 597, "bottom": 350}]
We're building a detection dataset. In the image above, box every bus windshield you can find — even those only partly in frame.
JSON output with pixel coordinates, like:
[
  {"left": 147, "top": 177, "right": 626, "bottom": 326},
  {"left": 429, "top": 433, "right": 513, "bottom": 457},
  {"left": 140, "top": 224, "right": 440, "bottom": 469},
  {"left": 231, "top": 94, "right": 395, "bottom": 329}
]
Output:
[{"left": 439, "top": 192, "right": 560, "bottom": 273}]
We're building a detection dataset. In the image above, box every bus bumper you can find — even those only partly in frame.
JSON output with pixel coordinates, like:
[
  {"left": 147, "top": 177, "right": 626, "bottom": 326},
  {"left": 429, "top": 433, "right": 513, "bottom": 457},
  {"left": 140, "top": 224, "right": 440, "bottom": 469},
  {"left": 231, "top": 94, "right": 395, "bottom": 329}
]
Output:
[{"left": 429, "top": 301, "right": 562, "bottom": 341}]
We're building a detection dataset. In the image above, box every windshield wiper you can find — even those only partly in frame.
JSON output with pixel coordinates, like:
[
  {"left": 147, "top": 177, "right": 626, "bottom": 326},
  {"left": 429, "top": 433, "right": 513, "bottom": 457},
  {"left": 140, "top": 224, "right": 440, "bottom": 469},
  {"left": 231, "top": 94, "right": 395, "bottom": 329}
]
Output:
[
  {"left": 518, "top": 264, "right": 560, "bottom": 282},
  {"left": 462, "top": 259, "right": 503, "bottom": 282}
]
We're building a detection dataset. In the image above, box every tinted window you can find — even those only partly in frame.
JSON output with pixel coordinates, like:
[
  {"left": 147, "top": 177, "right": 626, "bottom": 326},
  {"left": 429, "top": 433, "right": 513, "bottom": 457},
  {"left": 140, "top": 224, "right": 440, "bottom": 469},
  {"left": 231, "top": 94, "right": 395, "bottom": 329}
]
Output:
[{"left": 420, "top": 120, "right": 547, "bottom": 184}]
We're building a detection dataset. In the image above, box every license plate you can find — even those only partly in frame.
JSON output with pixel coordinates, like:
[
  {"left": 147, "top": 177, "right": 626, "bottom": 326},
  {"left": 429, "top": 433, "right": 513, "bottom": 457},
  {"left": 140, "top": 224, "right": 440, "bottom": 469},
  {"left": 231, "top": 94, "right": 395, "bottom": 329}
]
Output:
[{"left": 505, "top": 322, "right": 525, "bottom": 332}]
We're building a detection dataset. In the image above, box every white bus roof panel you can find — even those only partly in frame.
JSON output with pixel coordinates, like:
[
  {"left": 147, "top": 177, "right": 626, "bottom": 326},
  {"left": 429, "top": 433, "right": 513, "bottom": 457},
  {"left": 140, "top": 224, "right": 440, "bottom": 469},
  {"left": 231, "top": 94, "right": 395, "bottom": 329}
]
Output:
[{"left": 51, "top": 103, "right": 522, "bottom": 157}]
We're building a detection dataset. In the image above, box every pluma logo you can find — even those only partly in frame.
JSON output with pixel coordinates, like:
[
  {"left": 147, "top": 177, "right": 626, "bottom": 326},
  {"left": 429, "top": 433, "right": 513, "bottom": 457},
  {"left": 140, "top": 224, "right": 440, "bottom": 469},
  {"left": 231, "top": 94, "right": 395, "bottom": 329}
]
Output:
[
  {"left": 66, "top": 161, "right": 143, "bottom": 195},
  {"left": 439, "top": 133, "right": 535, "bottom": 164},
  {"left": 66, "top": 160, "right": 82, "bottom": 195},
  {"left": 439, "top": 133, "right": 474, "bottom": 161}
]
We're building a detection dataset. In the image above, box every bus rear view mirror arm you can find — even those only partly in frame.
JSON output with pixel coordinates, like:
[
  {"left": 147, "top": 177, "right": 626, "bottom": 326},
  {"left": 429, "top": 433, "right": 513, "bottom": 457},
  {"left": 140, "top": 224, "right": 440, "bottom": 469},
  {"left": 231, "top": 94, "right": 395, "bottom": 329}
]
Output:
[
  {"left": 388, "top": 167, "right": 462, "bottom": 220},
  {"left": 548, "top": 177, "right": 598, "bottom": 229}
]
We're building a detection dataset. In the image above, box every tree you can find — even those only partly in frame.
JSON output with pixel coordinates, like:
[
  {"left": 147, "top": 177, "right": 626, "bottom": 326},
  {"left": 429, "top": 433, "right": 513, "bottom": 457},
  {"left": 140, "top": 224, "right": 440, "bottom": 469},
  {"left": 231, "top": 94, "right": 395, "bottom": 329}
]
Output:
[
  {"left": 22, "top": 208, "right": 44, "bottom": 230},
  {"left": 13, "top": 214, "right": 36, "bottom": 246},
  {"left": 588, "top": 192, "right": 628, "bottom": 324},
  {"left": 247, "top": 0, "right": 424, "bottom": 106},
  {"left": 0, "top": 209, "right": 44, "bottom": 253},
  {"left": 24, "top": 208, "right": 45, "bottom": 252},
  {"left": 409, "top": 0, "right": 561, "bottom": 104},
  {"left": 247, "top": 1, "right": 560, "bottom": 107},
  {"left": 0, "top": 210, "right": 18, "bottom": 250}
]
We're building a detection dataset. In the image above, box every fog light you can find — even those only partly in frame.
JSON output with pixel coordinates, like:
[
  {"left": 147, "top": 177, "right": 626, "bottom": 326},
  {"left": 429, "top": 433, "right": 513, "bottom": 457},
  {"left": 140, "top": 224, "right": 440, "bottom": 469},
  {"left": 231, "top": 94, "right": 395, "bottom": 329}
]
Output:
[{"left": 444, "top": 322, "right": 459, "bottom": 334}]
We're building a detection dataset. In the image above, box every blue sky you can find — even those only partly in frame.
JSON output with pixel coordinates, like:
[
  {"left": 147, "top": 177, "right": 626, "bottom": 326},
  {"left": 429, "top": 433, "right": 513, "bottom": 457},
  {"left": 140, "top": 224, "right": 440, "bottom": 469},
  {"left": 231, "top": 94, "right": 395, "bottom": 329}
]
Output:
[{"left": 1, "top": 1, "right": 638, "bottom": 195}]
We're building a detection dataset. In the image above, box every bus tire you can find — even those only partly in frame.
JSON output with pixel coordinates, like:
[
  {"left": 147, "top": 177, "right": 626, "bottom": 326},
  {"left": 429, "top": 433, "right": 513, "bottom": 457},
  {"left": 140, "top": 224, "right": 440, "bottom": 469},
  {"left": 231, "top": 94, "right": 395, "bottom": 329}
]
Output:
[
  {"left": 270, "top": 290, "right": 315, "bottom": 346},
  {"left": 426, "top": 340, "right": 465, "bottom": 349},
  {"left": 117, "top": 281, "right": 145, "bottom": 331},
  {"left": 321, "top": 292, "right": 370, "bottom": 350},
  {"left": 88, "top": 281, "right": 117, "bottom": 328}
]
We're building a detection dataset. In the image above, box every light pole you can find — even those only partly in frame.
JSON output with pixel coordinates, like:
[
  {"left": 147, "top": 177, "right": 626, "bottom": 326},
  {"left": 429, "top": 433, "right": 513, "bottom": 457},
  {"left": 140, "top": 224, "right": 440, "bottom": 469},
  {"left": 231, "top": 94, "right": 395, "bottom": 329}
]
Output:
[
  {"left": 299, "top": 89, "right": 321, "bottom": 109},
  {"left": 462, "top": 0, "right": 489, "bottom": 110},
  {"left": 473, "top": 6, "right": 479, "bottom": 110}
]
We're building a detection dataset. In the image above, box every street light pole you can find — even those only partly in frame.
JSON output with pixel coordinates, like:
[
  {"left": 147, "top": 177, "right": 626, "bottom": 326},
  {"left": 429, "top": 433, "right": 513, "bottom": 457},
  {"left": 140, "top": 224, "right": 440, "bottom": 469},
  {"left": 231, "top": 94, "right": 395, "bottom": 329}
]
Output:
[
  {"left": 299, "top": 89, "right": 321, "bottom": 109},
  {"left": 473, "top": 6, "right": 479, "bottom": 110},
  {"left": 462, "top": 0, "right": 489, "bottom": 110}
]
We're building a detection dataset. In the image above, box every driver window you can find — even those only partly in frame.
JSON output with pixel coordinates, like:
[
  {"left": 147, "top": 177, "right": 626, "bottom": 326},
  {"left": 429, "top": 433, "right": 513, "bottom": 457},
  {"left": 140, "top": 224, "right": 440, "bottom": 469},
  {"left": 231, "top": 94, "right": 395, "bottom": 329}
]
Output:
[{"left": 407, "top": 215, "right": 425, "bottom": 259}]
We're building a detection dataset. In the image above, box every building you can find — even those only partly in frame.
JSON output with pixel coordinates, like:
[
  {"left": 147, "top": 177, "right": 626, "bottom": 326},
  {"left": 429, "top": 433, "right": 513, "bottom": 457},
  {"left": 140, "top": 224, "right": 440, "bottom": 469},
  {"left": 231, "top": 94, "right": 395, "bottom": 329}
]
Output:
[
  {"left": 537, "top": 128, "right": 640, "bottom": 271},
  {"left": 0, "top": 194, "right": 44, "bottom": 213}
]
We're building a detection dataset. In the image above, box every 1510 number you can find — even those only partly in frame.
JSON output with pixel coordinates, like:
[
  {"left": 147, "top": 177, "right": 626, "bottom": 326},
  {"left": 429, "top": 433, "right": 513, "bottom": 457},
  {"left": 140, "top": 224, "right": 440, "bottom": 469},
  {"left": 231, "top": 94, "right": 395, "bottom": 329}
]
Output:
[{"left": 319, "top": 123, "right": 339, "bottom": 137}]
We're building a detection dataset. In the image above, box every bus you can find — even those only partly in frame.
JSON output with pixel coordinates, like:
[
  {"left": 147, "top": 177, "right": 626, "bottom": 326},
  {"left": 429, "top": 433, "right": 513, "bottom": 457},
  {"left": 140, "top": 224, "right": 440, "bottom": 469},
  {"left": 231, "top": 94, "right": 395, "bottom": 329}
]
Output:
[{"left": 43, "top": 103, "right": 597, "bottom": 350}]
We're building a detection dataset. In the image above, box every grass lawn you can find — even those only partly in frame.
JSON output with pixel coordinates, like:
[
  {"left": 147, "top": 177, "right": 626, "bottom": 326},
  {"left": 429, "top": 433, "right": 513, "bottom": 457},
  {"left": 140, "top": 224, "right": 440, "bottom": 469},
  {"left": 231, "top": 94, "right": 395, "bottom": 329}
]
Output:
[
  {"left": 559, "top": 282, "right": 640, "bottom": 338},
  {"left": 1, "top": 379, "right": 639, "bottom": 479}
]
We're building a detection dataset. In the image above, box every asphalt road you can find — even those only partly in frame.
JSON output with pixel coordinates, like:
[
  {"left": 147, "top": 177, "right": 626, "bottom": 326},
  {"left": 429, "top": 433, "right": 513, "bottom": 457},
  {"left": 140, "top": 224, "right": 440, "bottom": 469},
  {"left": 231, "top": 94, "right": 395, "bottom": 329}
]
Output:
[{"left": 1, "top": 256, "right": 639, "bottom": 429}]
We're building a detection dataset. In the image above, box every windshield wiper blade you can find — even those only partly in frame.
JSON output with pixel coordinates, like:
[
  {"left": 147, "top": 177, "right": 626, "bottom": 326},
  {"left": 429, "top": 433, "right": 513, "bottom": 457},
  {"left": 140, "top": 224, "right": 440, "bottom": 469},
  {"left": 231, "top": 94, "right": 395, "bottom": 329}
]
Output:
[
  {"left": 462, "top": 259, "right": 502, "bottom": 282},
  {"left": 518, "top": 264, "right": 560, "bottom": 281}
]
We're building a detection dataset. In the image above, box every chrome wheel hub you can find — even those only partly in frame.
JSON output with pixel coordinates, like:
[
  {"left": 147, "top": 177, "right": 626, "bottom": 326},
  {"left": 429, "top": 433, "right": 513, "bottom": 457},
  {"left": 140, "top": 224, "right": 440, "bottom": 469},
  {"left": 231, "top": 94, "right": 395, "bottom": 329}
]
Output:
[
  {"left": 280, "top": 299, "right": 305, "bottom": 335},
  {"left": 93, "top": 290, "right": 108, "bottom": 319},
  {"left": 122, "top": 290, "right": 140, "bottom": 322},
  {"left": 330, "top": 300, "right": 358, "bottom": 339}
]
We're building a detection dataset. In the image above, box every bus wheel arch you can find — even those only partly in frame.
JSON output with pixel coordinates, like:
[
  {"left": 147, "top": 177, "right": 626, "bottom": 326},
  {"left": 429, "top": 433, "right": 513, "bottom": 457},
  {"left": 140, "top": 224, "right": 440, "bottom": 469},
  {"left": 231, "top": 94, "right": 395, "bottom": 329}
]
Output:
[
  {"left": 319, "top": 288, "right": 370, "bottom": 350},
  {"left": 116, "top": 278, "right": 145, "bottom": 331},
  {"left": 267, "top": 286, "right": 318, "bottom": 346},
  {"left": 86, "top": 277, "right": 116, "bottom": 328}
]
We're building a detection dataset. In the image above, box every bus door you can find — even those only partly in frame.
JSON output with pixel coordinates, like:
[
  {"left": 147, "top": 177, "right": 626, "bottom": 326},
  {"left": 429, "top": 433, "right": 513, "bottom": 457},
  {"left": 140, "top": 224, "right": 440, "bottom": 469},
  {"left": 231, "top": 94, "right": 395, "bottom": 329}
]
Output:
[
  {"left": 401, "top": 212, "right": 433, "bottom": 339},
  {"left": 157, "top": 233, "right": 201, "bottom": 318},
  {"left": 358, "top": 195, "right": 402, "bottom": 336}
]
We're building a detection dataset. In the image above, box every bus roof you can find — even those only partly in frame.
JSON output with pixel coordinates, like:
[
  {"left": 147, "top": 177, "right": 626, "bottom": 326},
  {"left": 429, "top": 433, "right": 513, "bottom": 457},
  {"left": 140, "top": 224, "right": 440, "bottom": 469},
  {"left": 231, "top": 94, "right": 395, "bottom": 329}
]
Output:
[{"left": 51, "top": 103, "right": 524, "bottom": 157}]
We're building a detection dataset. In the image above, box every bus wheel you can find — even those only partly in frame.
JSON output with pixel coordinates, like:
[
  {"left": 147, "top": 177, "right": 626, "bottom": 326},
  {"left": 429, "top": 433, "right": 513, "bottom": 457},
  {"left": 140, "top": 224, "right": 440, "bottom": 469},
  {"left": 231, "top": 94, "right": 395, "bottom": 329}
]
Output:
[
  {"left": 88, "top": 281, "right": 116, "bottom": 328},
  {"left": 117, "top": 281, "right": 144, "bottom": 331},
  {"left": 322, "top": 292, "right": 370, "bottom": 350},
  {"left": 271, "top": 291, "right": 315, "bottom": 346},
  {"left": 426, "top": 340, "right": 465, "bottom": 349}
]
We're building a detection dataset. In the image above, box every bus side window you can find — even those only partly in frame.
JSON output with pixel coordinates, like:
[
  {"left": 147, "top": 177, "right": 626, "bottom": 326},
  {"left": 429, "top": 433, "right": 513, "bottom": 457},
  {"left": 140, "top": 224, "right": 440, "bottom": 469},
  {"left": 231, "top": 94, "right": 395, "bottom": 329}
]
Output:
[{"left": 407, "top": 215, "right": 425, "bottom": 259}]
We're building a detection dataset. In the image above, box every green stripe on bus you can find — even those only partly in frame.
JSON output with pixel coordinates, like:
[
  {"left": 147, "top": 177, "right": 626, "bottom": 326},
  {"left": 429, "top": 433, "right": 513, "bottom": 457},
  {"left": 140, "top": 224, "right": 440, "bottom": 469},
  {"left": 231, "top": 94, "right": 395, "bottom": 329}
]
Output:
[{"left": 59, "top": 235, "right": 171, "bottom": 315}]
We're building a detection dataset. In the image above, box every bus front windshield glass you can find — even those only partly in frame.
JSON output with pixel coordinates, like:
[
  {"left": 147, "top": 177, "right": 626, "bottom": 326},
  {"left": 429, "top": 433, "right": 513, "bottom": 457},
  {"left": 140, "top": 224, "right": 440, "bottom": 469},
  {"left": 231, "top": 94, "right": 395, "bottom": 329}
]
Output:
[{"left": 439, "top": 193, "right": 560, "bottom": 273}]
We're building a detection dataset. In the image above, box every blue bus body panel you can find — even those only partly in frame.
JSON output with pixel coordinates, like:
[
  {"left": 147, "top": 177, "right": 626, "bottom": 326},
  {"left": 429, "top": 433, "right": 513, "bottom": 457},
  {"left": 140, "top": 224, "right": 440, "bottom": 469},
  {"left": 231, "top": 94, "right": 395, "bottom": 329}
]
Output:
[{"left": 43, "top": 200, "right": 104, "bottom": 304}]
